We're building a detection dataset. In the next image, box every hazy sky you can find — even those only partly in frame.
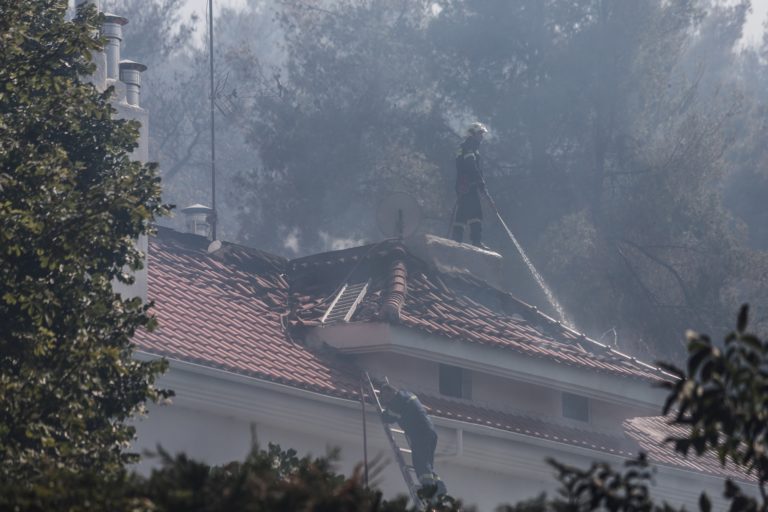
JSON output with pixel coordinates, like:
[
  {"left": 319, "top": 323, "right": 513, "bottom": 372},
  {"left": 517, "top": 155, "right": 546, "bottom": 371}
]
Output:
[
  {"left": 182, "top": 0, "right": 768, "bottom": 47},
  {"left": 743, "top": 0, "right": 768, "bottom": 45}
]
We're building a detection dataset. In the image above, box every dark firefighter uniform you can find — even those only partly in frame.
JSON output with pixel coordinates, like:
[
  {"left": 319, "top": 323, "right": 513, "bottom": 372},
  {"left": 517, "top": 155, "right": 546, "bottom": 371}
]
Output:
[
  {"left": 452, "top": 135, "right": 486, "bottom": 247},
  {"left": 382, "top": 390, "right": 446, "bottom": 495}
]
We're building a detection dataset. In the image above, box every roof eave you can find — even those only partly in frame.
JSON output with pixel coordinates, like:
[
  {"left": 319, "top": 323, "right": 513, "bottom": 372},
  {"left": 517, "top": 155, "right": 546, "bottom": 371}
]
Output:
[{"left": 310, "top": 322, "right": 667, "bottom": 409}]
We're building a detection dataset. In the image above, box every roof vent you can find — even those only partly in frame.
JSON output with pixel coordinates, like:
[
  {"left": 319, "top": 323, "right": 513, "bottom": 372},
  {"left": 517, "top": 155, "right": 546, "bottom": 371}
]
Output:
[
  {"left": 119, "top": 60, "right": 147, "bottom": 106},
  {"left": 181, "top": 203, "right": 214, "bottom": 238}
]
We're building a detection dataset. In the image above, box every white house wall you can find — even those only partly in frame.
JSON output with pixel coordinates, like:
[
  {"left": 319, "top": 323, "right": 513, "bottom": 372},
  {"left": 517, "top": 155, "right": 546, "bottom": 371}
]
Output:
[
  {"left": 358, "top": 351, "right": 439, "bottom": 392},
  {"left": 130, "top": 364, "right": 566, "bottom": 510},
  {"left": 357, "top": 349, "right": 658, "bottom": 440},
  {"left": 314, "top": 322, "right": 667, "bottom": 409},
  {"left": 131, "top": 358, "right": 742, "bottom": 510}
]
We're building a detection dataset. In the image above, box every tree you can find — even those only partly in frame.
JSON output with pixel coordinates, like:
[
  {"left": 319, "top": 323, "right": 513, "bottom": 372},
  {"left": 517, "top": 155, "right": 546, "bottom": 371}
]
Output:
[
  {"left": 427, "top": 0, "right": 760, "bottom": 359},
  {"left": 0, "top": 0, "right": 169, "bottom": 492},
  {"left": 223, "top": 0, "right": 767, "bottom": 363},
  {"left": 133, "top": 444, "right": 415, "bottom": 512},
  {"left": 101, "top": 0, "right": 286, "bottom": 243},
  {"left": 236, "top": 0, "right": 453, "bottom": 253}
]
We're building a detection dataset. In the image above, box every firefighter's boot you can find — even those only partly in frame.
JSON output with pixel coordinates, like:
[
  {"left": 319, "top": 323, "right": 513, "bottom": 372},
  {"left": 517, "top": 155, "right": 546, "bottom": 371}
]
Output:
[
  {"left": 435, "top": 474, "right": 447, "bottom": 496},
  {"left": 469, "top": 221, "right": 489, "bottom": 250},
  {"left": 451, "top": 225, "right": 464, "bottom": 244}
]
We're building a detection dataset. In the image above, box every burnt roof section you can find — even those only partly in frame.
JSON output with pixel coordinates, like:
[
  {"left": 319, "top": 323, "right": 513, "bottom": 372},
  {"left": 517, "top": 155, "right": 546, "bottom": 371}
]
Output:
[{"left": 287, "top": 240, "right": 666, "bottom": 383}]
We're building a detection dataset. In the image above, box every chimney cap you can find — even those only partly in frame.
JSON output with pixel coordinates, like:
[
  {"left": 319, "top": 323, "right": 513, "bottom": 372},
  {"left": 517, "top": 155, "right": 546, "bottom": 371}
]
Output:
[
  {"left": 181, "top": 203, "right": 214, "bottom": 215},
  {"left": 119, "top": 59, "right": 147, "bottom": 72},
  {"left": 103, "top": 13, "right": 128, "bottom": 25}
]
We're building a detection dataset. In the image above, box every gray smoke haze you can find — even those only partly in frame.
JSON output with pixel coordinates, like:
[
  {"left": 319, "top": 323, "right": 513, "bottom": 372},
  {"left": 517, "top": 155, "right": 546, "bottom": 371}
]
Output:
[{"left": 111, "top": 0, "right": 768, "bottom": 362}]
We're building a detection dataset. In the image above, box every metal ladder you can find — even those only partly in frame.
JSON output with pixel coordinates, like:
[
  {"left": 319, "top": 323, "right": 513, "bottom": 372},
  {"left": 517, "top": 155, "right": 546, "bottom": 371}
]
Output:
[
  {"left": 364, "top": 373, "right": 425, "bottom": 510},
  {"left": 321, "top": 280, "right": 370, "bottom": 324}
]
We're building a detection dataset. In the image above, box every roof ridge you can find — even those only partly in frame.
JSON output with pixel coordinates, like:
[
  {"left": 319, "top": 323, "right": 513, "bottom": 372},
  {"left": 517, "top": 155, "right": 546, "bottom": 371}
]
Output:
[{"left": 154, "top": 226, "right": 287, "bottom": 269}]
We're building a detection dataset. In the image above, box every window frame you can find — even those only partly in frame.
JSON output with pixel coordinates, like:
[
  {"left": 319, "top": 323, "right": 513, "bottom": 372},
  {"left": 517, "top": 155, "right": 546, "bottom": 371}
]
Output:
[
  {"left": 439, "top": 363, "right": 471, "bottom": 400},
  {"left": 561, "top": 391, "right": 590, "bottom": 422}
]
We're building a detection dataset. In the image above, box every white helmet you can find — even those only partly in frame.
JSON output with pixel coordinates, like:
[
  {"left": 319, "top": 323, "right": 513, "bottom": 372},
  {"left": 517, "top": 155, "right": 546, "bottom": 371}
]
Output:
[{"left": 467, "top": 122, "right": 488, "bottom": 136}]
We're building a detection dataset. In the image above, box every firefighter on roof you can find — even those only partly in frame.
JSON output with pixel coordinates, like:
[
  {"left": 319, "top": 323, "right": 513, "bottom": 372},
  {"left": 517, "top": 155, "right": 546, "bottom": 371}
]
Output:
[
  {"left": 379, "top": 383, "right": 447, "bottom": 497},
  {"left": 452, "top": 122, "right": 489, "bottom": 249}
]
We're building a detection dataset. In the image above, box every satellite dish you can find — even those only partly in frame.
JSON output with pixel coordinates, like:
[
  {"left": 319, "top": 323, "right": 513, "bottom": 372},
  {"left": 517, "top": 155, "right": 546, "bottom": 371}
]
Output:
[{"left": 376, "top": 192, "right": 422, "bottom": 239}]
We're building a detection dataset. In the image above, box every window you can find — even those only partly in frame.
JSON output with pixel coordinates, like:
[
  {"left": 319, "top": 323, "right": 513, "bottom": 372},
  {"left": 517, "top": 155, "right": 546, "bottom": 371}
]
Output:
[
  {"left": 562, "top": 392, "right": 589, "bottom": 422},
  {"left": 439, "top": 364, "right": 471, "bottom": 399}
]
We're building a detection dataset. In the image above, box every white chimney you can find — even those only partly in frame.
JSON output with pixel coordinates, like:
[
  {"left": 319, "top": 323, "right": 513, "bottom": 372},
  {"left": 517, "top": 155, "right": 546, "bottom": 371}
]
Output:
[
  {"left": 119, "top": 60, "right": 147, "bottom": 107},
  {"left": 181, "top": 204, "right": 214, "bottom": 237},
  {"left": 102, "top": 14, "right": 128, "bottom": 80},
  {"left": 75, "top": 0, "right": 106, "bottom": 90}
]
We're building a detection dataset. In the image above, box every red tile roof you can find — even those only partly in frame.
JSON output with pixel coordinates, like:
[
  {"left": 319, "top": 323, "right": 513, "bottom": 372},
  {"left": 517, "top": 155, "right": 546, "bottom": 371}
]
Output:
[
  {"left": 289, "top": 242, "right": 666, "bottom": 383},
  {"left": 135, "top": 228, "right": 360, "bottom": 399},
  {"left": 625, "top": 416, "right": 754, "bottom": 483},
  {"left": 134, "top": 228, "right": 746, "bottom": 482},
  {"left": 399, "top": 272, "right": 664, "bottom": 382}
]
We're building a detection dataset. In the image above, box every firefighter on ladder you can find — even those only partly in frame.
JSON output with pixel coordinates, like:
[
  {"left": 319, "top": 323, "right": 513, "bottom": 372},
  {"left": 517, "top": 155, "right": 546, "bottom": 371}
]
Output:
[
  {"left": 379, "top": 383, "right": 447, "bottom": 497},
  {"left": 452, "top": 121, "right": 489, "bottom": 249}
]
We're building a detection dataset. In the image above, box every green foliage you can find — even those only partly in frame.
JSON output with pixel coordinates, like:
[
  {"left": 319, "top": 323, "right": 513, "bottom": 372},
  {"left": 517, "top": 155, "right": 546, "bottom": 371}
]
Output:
[
  {"left": 0, "top": 0, "right": 169, "bottom": 491},
  {"left": 0, "top": 465, "right": 143, "bottom": 512},
  {"left": 132, "top": 443, "right": 422, "bottom": 512},
  {"left": 238, "top": 0, "right": 448, "bottom": 251},
  {"left": 547, "top": 454, "right": 685, "bottom": 512},
  {"left": 0, "top": 442, "right": 423, "bottom": 512},
  {"left": 504, "top": 306, "right": 768, "bottom": 512},
  {"left": 660, "top": 304, "right": 768, "bottom": 505}
]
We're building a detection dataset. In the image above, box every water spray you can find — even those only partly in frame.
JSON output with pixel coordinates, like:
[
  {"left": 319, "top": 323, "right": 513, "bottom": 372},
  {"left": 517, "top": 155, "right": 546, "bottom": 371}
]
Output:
[{"left": 484, "top": 191, "right": 571, "bottom": 327}]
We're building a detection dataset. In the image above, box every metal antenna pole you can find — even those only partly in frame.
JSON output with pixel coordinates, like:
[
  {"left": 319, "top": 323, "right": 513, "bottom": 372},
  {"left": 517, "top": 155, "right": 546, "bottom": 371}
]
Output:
[
  {"left": 208, "top": 0, "right": 217, "bottom": 240},
  {"left": 359, "top": 380, "right": 369, "bottom": 489}
]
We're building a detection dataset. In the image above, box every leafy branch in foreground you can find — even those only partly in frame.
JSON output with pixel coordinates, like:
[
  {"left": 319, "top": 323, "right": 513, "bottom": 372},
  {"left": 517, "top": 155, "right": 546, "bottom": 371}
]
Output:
[
  {"left": 660, "top": 304, "right": 767, "bottom": 509},
  {"left": 544, "top": 453, "right": 689, "bottom": 512}
]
